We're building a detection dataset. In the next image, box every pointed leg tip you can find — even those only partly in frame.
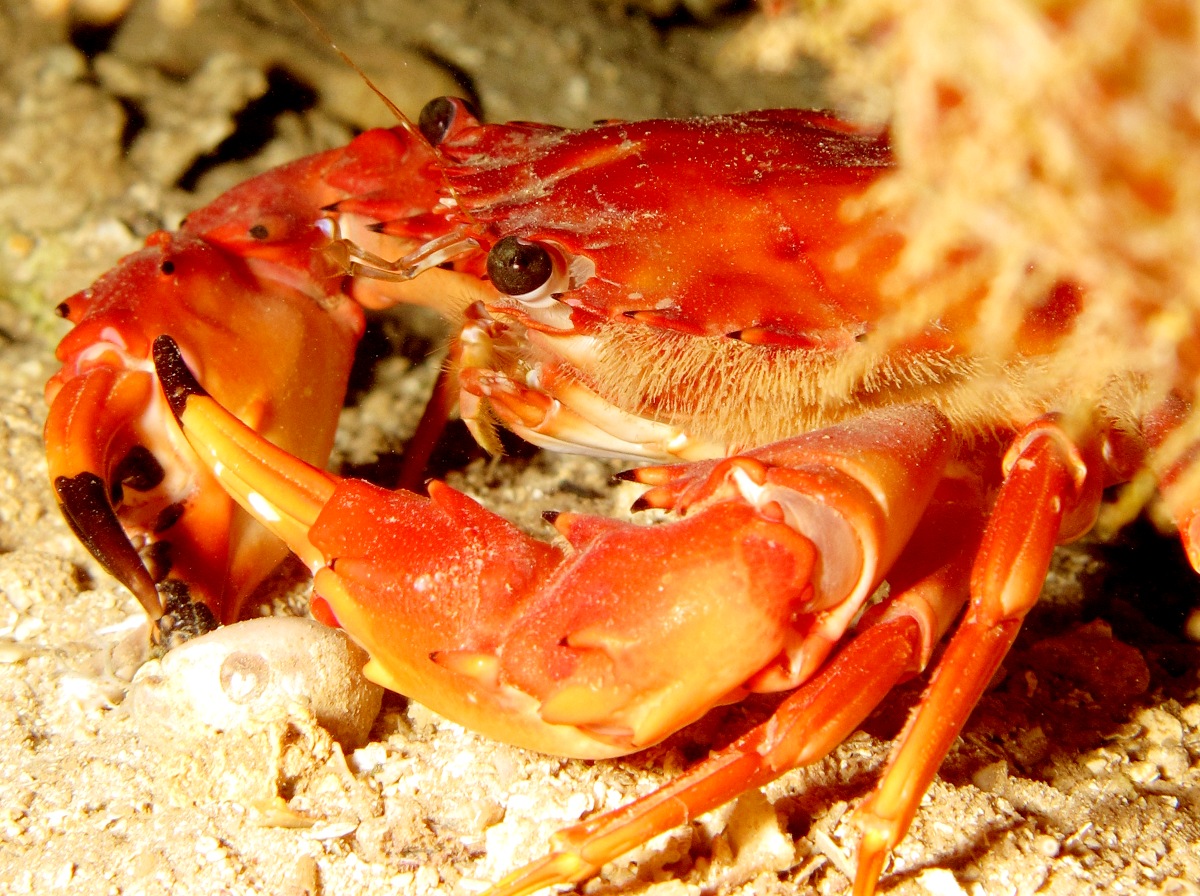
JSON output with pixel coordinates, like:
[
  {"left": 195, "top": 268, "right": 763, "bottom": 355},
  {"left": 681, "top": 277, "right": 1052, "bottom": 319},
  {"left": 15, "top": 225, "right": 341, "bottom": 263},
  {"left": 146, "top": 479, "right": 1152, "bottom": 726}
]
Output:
[
  {"left": 614, "top": 464, "right": 678, "bottom": 486},
  {"left": 484, "top": 853, "right": 591, "bottom": 896},
  {"left": 851, "top": 824, "right": 892, "bottom": 896},
  {"left": 630, "top": 486, "right": 676, "bottom": 513}
]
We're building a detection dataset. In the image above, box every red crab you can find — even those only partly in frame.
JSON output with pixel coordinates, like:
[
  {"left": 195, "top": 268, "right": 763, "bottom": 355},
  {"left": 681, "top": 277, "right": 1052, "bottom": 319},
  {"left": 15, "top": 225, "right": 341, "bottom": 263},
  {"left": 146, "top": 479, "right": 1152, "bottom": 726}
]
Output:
[{"left": 47, "top": 95, "right": 1198, "bottom": 894}]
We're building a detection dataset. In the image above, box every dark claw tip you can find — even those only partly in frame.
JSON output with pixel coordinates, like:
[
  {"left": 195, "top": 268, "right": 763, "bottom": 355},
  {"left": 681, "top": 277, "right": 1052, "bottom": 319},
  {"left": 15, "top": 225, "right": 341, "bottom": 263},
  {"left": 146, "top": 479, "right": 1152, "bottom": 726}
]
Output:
[
  {"left": 541, "top": 510, "right": 561, "bottom": 525},
  {"left": 613, "top": 469, "right": 641, "bottom": 483},
  {"left": 151, "top": 335, "right": 207, "bottom": 420},
  {"left": 54, "top": 472, "right": 163, "bottom": 620}
]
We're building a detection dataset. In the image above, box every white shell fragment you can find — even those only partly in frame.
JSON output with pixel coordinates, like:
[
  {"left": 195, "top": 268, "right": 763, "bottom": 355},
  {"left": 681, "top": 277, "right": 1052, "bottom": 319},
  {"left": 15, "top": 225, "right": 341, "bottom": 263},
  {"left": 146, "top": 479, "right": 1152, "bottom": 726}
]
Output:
[{"left": 129, "top": 616, "right": 384, "bottom": 749}]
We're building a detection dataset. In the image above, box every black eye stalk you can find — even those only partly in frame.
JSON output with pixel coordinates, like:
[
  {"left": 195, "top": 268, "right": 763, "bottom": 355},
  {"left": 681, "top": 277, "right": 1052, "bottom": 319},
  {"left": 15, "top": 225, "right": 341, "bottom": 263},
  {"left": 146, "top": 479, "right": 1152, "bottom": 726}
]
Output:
[
  {"left": 487, "top": 236, "right": 554, "bottom": 296},
  {"left": 418, "top": 97, "right": 458, "bottom": 145},
  {"left": 417, "top": 96, "right": 481, "bottom": 146}
]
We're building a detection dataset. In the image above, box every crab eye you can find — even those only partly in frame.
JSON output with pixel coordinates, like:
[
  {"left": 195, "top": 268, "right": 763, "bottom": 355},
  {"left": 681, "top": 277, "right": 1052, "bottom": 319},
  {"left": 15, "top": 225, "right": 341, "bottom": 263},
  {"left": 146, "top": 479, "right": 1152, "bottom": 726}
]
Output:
[
  {"left": 418, "top": 97, "right": 458, "bottom": 145},
  {"left": 418, "top": 96, "right": 479, "bottom": 146},
  {"left": 487, "top": 236, "right": 555, "bottom": 296}
]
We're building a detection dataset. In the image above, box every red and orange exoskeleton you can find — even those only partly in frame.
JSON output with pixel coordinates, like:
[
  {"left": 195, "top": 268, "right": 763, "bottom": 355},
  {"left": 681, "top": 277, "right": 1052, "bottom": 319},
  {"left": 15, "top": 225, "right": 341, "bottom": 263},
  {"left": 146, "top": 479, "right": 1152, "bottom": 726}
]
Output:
[
  {"left": 47, "top": 96, "right": 1198, "bottom": 894},
  {"left": 44, "top": 125, "right": 444, "bottom": 627}
]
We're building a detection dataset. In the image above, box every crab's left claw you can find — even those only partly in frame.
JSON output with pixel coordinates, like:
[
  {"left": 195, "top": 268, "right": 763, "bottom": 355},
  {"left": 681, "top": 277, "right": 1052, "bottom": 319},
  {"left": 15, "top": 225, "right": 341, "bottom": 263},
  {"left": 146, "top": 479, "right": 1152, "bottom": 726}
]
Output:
[
  {"left": 42, "top": 127, "right": 449, "bottom": 627},
  {"left": 45, "top": 232, "right": 363, "bottom": 626}
]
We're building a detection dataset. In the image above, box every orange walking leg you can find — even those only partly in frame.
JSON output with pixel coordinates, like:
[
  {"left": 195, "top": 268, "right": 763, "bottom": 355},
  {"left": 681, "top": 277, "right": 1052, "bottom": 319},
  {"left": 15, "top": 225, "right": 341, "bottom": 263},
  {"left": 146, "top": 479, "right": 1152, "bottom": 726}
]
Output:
[{"left": 851, "top": 419, "right": 1094, "bottom": 895}]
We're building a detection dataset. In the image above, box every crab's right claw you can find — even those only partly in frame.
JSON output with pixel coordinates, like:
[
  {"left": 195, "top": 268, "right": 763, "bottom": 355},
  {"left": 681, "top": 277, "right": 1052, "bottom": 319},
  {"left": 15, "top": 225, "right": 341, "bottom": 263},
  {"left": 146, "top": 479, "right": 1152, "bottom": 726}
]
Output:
[
  {"left": 156, "top": 332, "right": 820, "bottom": 756},
  {"left": 156, "top": 339, "right": 957, "bottom": 764},
  {"left": 45, "top": 225, "right": 364, "bottom": 626}
]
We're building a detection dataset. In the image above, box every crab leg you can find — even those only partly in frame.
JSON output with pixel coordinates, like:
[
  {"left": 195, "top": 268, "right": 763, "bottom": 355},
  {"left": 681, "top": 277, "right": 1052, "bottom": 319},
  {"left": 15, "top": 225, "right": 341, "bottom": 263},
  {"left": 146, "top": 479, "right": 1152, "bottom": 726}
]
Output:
[{"left": 852, "top": 419, "right": 1094, "bottom": 895}]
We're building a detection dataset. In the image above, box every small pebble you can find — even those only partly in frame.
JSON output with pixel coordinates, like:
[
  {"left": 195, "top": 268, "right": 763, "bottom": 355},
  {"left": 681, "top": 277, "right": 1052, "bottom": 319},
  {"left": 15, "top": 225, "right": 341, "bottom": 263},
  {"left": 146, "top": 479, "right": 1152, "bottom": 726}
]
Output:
[
  {"left": 349, "top": 742, "right": 388, "bottom": 774},
  {"left": 129, "top": 617, "right": 383, "bottom": 749},
  {"left": 1127, "top": 760, "right": 1160, "bottom": 785},
  {"left": 1135, "top": 707, "right": 1183, "bottom": 745},
  {"left": 307, "top": 820, "right": 358, "bottom": 841},
  {"left": 725, "top": 789, "right": 795, "bottom": 873},
  {"left": 971, "top": 759, "right": 1008, "bottom": 793},
  {"left": 1033, "top": 833, "right": 1061, "bottom": 857},
  {"left": 917, "top": 867, "right": 967, "bottom": 896}
]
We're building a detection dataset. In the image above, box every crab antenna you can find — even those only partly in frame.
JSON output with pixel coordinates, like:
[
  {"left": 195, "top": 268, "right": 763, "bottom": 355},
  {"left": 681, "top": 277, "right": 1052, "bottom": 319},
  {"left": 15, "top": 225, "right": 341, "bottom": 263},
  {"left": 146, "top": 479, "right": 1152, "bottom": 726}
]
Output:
[
  {"left": 284, "top": 0, "right": 424, "bottom": 146},
  {"left": 284, "top": 0, "right": 481, "bottom": 233}
]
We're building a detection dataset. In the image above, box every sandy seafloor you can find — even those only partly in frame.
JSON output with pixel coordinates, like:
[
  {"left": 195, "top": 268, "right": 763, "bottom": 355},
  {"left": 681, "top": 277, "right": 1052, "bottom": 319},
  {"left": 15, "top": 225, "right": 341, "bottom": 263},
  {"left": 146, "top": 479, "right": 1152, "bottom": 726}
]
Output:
[{"left": 1, "top": 1, "right": 1199, "bottom": 894}]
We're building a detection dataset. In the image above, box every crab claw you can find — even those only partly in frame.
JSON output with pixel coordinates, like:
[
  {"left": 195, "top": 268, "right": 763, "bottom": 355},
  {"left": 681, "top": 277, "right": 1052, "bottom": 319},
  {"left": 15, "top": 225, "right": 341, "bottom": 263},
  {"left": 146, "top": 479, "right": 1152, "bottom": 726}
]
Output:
[
  {"left": 154, "top": 339, "right": 962, "bottom": 770},
  {"left": 46, "top": 233, "right": 362, "bottom": 624},
  {"left": 43, "top": 124, "right": 479, "bottom": 626},
  {"left": 153, "top": 334, "right": 818, "bottom": 755},
  {"left": 52, "top": 456, "right": 163, "bottom": 620}
]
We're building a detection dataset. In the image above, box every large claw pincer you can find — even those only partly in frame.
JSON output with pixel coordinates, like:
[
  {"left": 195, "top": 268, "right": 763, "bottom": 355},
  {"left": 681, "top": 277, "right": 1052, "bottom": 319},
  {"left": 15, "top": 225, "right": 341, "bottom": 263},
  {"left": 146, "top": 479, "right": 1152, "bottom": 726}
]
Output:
[
  {"left": 151, "top": 335, "right": 955, "bottom": 760},
  {"left": 42, "top": 125, "right": 447, "bottom": 629}
]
